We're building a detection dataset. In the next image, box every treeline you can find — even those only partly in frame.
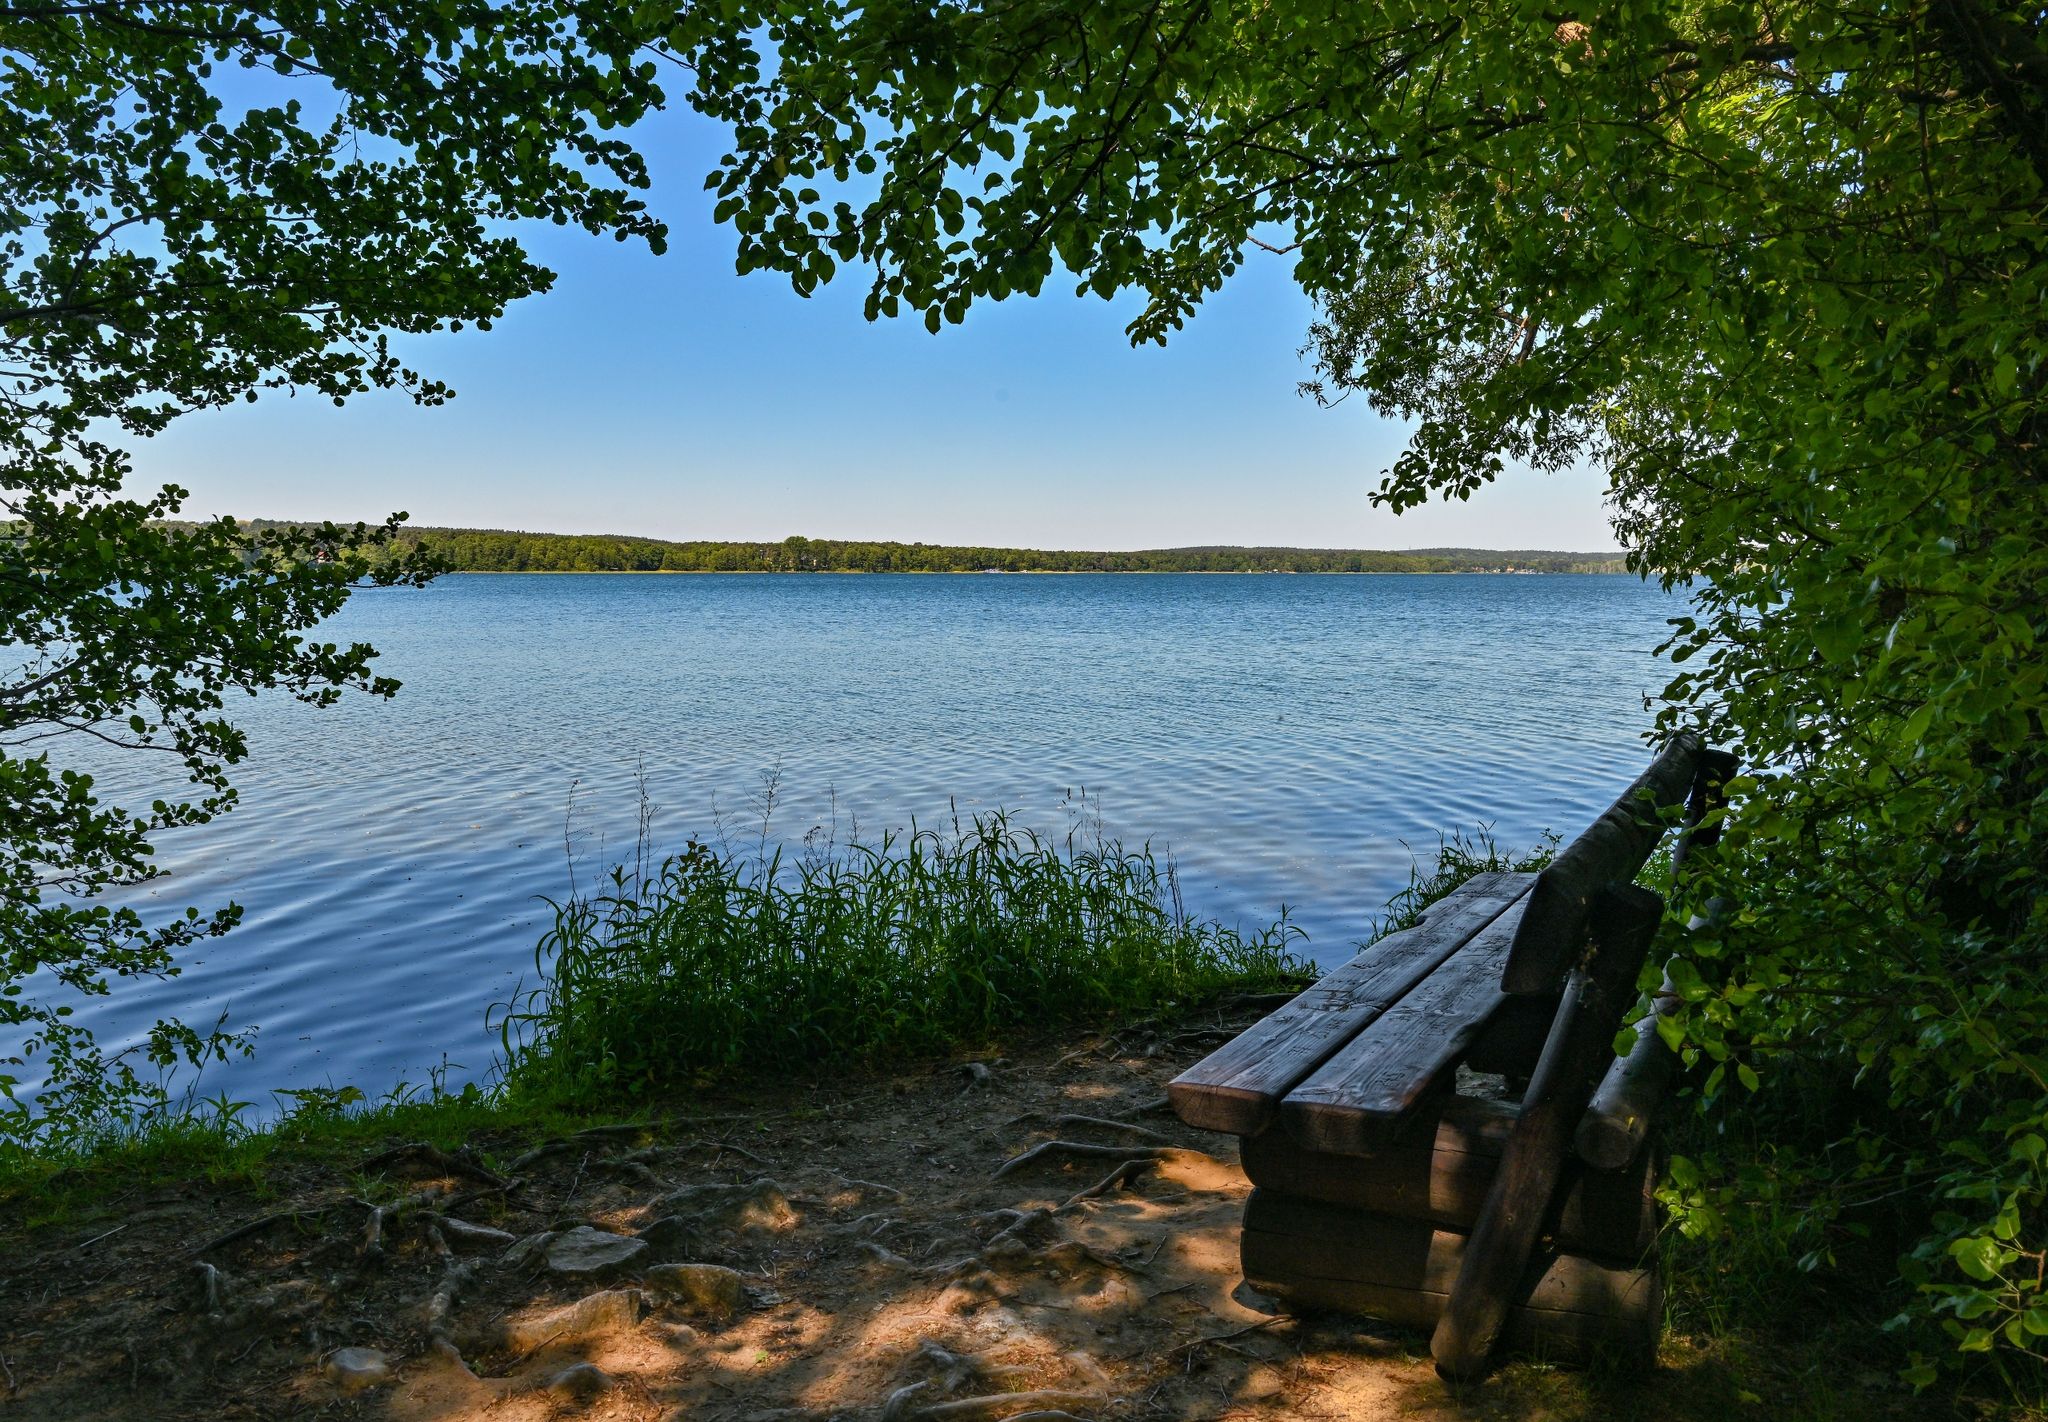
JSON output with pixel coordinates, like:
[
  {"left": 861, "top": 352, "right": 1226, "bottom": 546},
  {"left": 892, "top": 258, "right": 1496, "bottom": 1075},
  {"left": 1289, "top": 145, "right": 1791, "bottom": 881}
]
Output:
[{"left": 372, "top": 527, "right": 1628, "bottom": 575}]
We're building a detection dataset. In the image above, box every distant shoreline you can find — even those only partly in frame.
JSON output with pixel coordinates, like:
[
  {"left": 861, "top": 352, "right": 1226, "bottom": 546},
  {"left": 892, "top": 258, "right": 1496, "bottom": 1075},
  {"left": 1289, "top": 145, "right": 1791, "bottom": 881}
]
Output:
[
  {"left": 231, "top": 520, "right": 1632, "bottom": 575},
  {"left": 439, "top": 567, "right": 1620, "bottom": 575}
]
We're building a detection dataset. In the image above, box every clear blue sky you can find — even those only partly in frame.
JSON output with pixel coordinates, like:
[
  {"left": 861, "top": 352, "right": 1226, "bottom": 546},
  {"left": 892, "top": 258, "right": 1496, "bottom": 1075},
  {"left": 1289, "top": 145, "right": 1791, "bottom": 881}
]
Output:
[{"left": 133, "top": 103, "right": 1615, "bottom": 552}]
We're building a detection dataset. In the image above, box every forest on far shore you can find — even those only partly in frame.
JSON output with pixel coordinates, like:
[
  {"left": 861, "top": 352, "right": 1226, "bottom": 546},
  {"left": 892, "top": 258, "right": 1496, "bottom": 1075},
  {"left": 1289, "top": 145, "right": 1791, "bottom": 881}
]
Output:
[{"left": 341, "top": 525, "right": 1630, "bottom": 575}]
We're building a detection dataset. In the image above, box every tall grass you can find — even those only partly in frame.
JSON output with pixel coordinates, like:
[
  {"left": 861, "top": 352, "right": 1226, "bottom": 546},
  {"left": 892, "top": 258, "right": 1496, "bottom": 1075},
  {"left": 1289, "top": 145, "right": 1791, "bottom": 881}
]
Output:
[
  {"left": 1369, "top": 825, "right": 1560, "bottom": 941},
  {"left": 497, "top": 812, "right": 1311, "bottom": 1102}
]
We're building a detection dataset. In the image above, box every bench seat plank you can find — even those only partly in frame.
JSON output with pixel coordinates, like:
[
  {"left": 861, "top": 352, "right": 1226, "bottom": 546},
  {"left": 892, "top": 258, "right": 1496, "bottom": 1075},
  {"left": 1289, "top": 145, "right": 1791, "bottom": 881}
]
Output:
[
  {"left": 1280, "top": 893, "right": 1532, "bottom": 1155},
  {"left": 1167, "top": 871, "right": 1534, "bottom": 1136}
]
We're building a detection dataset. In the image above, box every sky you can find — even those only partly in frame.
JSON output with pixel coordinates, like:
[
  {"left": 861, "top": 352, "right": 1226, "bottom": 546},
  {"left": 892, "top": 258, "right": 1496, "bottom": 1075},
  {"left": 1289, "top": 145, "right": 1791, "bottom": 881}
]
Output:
[{"left": 132, "top": 102, "right": 1617, "bottom": 553}]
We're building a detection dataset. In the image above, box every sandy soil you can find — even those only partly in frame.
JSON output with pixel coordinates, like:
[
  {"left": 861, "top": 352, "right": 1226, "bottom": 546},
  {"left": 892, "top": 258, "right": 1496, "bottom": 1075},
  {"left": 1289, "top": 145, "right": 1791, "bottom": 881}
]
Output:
[{"left": 0, "top": 1010, "right": 1937, "bottom": 1422}]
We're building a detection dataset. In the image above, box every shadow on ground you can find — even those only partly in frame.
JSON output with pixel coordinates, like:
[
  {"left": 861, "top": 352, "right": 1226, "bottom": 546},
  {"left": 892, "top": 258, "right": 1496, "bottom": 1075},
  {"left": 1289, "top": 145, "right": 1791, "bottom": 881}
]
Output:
[{"left": 1, "top": 1011, "right": 1938, "bottom": 1422}]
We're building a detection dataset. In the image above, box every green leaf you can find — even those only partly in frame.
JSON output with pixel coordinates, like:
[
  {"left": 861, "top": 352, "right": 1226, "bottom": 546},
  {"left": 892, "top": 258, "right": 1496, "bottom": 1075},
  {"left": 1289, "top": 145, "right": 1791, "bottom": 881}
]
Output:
[{"left": 1949, "top": 1237, "right": 2004, "bottom": 1283}]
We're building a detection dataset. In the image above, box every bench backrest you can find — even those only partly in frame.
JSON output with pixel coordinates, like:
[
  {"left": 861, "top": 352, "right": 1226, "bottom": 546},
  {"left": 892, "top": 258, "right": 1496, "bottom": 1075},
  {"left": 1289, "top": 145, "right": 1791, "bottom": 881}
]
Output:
[{"left": 1501, "top": 732, "right": 1705, "bottom": 994}]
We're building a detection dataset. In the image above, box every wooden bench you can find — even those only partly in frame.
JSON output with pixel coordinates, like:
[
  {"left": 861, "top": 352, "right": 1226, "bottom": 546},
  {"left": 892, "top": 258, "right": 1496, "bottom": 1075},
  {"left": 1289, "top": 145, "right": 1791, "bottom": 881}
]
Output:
[{"left": 1168, "top": 734, "right": 1737, "bottom": 1379}]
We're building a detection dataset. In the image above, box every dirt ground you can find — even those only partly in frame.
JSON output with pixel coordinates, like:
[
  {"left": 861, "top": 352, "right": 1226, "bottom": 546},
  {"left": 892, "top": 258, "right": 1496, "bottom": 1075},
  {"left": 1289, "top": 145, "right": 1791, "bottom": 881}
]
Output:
[{"left": 0, "top": 1009, "right": 1948, "bottom": 1422}]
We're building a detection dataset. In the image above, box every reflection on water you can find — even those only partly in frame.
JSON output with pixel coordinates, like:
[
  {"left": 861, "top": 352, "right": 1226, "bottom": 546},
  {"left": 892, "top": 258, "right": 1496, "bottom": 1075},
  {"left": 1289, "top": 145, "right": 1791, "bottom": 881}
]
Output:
[{"left": 52, "top": 571, "right": 1680, "bottom": 1102}]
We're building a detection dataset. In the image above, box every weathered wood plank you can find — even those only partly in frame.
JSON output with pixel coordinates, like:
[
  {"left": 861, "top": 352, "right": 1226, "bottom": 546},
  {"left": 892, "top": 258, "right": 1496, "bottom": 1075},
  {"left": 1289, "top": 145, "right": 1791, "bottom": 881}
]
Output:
[
  {"left": 1431, "top": 884, "right": 1665, "bottom": 1381},
  {"left": 1277, "top": 896, "right": 1531, "bottom": 1155},
  {"left": 1167, "top": 872, "right": 1534, "bottom": 1136},
  {"left": 1577, "top": 747, "right": 1739, "bottom": 1171},
  {"left": 1573, "top": 1011, "right": 1674, "bottom": 1173},
  {"left": 1502, "top": 733, "right": 1699, "bottom": 995},
  {"left": 1241, "top": 1193, "right": 1661, "bottom": 1365},
  {"left": 1241, "top": 1097, "right": 1658, "bottom": 1260}
]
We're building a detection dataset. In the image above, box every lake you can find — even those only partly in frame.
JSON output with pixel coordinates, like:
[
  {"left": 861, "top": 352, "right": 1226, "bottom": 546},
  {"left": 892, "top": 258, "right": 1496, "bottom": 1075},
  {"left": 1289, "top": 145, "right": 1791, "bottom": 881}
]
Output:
[{"left": 55, "top": 572, "right": 1681, "bottom": 1107}]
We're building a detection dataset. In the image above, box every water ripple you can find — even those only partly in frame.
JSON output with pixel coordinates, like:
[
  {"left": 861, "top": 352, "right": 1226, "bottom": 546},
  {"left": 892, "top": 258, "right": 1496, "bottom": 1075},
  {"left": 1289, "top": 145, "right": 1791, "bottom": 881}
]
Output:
[{"left": 44, "top": 572, "right": 1681, "bottom": 1105}]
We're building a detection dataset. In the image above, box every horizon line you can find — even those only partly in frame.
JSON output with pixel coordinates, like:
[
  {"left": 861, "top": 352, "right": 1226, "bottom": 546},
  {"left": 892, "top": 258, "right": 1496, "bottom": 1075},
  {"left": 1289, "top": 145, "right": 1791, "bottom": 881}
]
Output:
[{"left": 237, "top": 517, "right": 1626, "bottom": 560}]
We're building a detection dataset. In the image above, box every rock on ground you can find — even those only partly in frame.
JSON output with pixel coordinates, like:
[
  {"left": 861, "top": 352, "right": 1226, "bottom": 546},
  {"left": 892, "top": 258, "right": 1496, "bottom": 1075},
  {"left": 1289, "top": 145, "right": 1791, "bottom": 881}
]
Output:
[
  {"left": 644, "top": 1262, "right": 748, "bottom": 1318},
  {"left": 495, "top": 1288, "right": 644, "bottom": 1353},
  {"left": 544, "top": 1361, "right": 619, "bottom": 1403},
  {"left": 323, "top": 1346, "right": 390, "bottom": 1394},
  {"left": 659, "top": 1178, "right": 800, "bottom": 1235},
  {"left": 543, "top": 1225, "right": 648, "bottom": 1279}
]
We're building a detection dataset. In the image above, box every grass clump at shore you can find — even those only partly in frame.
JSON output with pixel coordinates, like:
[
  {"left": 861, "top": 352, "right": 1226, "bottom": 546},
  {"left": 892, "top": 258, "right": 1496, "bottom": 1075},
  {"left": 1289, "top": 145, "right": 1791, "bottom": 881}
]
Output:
[
  {"left": 1371, "top": 825, "right": 1560, "bottom": 939},
  {"left": 1, "top": 810, "right": 1305, "bottom": 1214},
  {"left": 498, "top": 812, "right": 1311, "bottom": 1104}
]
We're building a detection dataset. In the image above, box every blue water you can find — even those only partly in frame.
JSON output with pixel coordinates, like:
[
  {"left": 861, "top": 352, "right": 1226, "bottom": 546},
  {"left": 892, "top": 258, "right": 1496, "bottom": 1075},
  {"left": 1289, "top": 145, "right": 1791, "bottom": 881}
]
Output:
[{"left": 55, "top": 572, "right": 1680, "bottom": 1104}]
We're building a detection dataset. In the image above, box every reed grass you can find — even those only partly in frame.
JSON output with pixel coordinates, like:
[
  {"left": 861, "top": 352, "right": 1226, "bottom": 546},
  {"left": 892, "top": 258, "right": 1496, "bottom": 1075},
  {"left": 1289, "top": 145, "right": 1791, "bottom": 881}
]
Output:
[
  {"left": 1370, "top": 825, "right": 1560, "bottom": 940},
  {"left": 496, "top": 811, "right": 1311, "bottom": 1103}
]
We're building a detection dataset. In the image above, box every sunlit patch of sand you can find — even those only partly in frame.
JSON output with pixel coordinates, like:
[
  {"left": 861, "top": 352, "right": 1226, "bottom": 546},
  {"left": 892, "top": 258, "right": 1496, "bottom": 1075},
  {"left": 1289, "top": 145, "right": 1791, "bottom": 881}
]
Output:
[
  {"left": 370, "top": 1106, "right": 1462, "bottom": 1422},
  {"left": 13, "top": 1023, "right": 1520, "bottom": 1422}
]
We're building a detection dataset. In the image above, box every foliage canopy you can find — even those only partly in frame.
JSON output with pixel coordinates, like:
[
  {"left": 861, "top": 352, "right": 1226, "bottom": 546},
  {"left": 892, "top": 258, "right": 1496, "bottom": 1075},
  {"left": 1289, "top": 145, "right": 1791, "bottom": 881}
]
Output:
[
  {"left": 659, "top": 0, "right": 2048, "bottom": 1376},
  {"left": 4, "top": 0, "right": 2044, "bottom": 1380},
  {"left": 1, "top": 0, "right": 669, "bottom": 1139}
]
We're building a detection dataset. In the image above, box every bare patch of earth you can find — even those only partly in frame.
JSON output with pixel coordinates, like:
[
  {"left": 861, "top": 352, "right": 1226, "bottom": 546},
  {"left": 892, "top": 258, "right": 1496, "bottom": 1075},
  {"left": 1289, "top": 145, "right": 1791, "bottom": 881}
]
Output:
[{"left": 0, "top": 1009, "right": 1947, "bottom": 1422}]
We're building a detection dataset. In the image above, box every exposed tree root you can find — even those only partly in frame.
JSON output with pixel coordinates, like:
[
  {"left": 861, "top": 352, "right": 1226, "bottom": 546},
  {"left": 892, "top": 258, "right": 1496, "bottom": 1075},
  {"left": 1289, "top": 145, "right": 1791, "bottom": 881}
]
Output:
[
  {"left": 911, "top": 1388, "right": 1104, "bottom": 1421},
  {"left": 188, "top": 1208, "right": 328, "bottom": 1258},
  {"left": 1158, "top": 1028, "right": 1238, "bottom": 1051},
  {"left": 1168, "top": 1319, "right": 1287, "bottom": 1355},
  {"left": 428, "top": 1215, "right": 517, "bottom": 1250},
  {"left": 1001, "top": 1113, "right": 1169, "bottom": 1143},
  {"left": 354, "top": 1186, "right": 445, "bottom": 1261},
  {"left": 14, "top": 1009, "right": 1313, "bottom": 1422},
  {"left": 359, "top": 1141, "right": 511, "bottom": 1190},
  {"left": 502, "top": 1123, "right": 649, "bottom": 1174},
  {"left": 981, "top": 1208, "right": 1052, "bottom": 1251},
  {"left": 881, "top": 1380, "right": 933, "bottom": 1421},
  {"left": 837, "top": 1211, "right": 898, "bottom": 1239},
  {"left": 359, "top": 1203, "right": 388, "bottom": 1259},
  {"left": 993, "top": 1141, "right": 1168, "bottom": 1180},
  {"left": 833, "top": 1174, "right": 906, "bottom": 1200},
  {"left": 1059, "top": 1158, "right": 1156, "bottom": 1207},
  {"left": 677, "top": 1137, "right": 772, "bottom": 1166},
  {"left": 857, "top": 1241, "right": 922, "bottom": 1273},
  {"left": 191, "top": 1262, "right": 225, "bottom": 1316},
  {"left": 979, "top": 1235, "right": 1129, "bottom": 1276},
  {"left": 567, "top": 1122, "right": 651, "bottom": 1139},
  {"left": 424, "top": 1259, "right": 478, "bottom": 1349},
  {"left": 595, "top": 1156, "right": 669, "bottom": 1189},
  {"left": 504, "top": 1141, "right": 575, "bottom": 1174},
  {"left": 435, "top": 1179, "right": 523, "bottom": 1214},
  {"left": 913, "top": 1339, "right": 1003, "bottom": 1393}
]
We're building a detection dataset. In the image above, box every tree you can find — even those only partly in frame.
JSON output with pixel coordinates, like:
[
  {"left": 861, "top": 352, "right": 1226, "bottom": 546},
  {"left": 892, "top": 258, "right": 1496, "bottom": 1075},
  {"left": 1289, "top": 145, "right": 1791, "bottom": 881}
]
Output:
[
  {"left": 1, "top": 1, "right": 673, "bottom": 1145},
  {"left": 661, "top": 0, "right": 2046, "bottom": 1372},
  {"left": 7, "top": 0, "right": 2043, "bottom": 1371}
]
